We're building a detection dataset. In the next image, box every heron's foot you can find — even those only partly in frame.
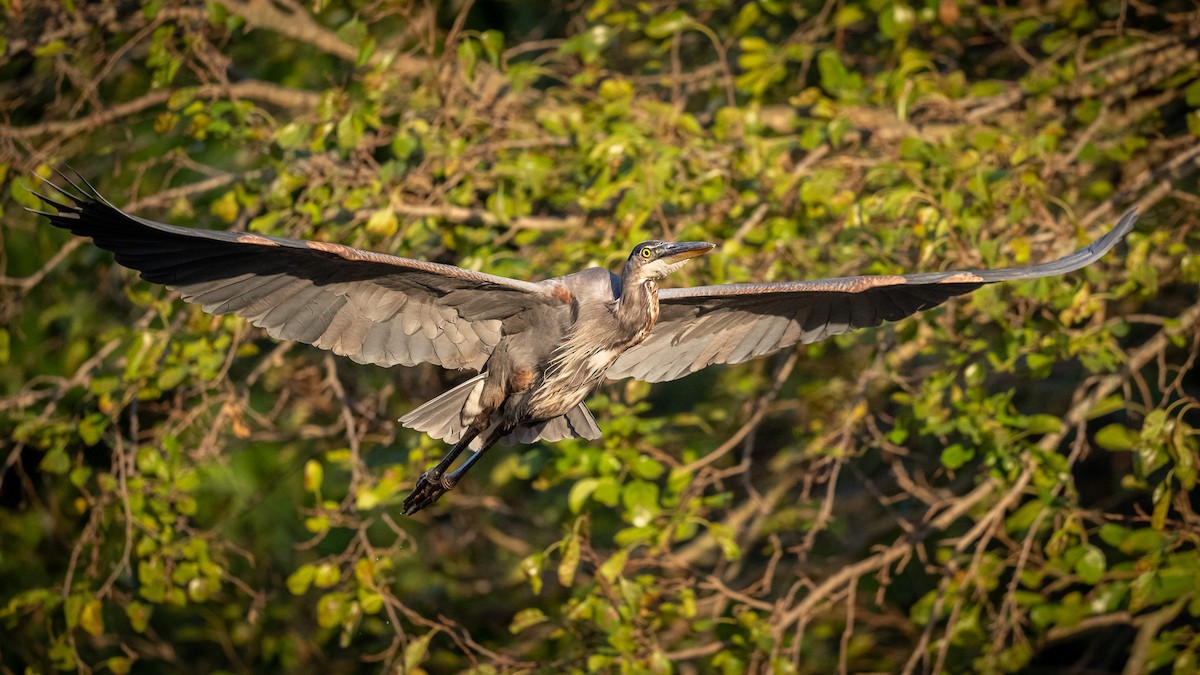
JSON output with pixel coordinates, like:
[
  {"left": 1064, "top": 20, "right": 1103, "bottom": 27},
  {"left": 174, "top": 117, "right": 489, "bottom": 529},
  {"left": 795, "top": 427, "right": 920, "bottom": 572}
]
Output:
[{"left": 402, "top": 467, "right": 460, "bottom": 515}]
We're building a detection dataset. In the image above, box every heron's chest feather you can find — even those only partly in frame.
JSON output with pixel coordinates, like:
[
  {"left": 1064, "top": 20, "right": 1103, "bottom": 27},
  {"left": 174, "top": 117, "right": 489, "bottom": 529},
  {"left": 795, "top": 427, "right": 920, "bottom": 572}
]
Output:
[
  {"left": 586, "top": 348, "right": 621, "bottom": 372},
  {"left": 527, "top": 283, "right": 660, "bottom": 417},
  {"left": 623, "top": 279, "right": 660, "bottom": 347},
  {"left": 544, "top": 338, "right": 629, "bottom": 387}
]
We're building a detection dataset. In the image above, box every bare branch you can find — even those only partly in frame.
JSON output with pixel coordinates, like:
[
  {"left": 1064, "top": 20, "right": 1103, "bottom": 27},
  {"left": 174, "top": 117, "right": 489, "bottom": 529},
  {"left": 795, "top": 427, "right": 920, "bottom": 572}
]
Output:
[{"left": 0, "top": 81, "right": 320, "bottom": 140}]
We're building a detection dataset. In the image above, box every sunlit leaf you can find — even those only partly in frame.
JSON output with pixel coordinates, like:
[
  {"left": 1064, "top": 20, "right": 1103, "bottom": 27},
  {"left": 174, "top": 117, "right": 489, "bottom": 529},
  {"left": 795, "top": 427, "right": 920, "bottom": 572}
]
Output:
[
  {"left": 558, "top": 532, "right": 580, "bottom": 587},
  {"left": 404, "top": 631, "right": 436, "bottom": 671},
  {"left": 509, "top": 607, "right": 548, "bottom": 634},
  {"left": 1074, "top": 545, "right": 1106, "bottom": 584},
  {"left": 79, "top": 598, "right": 104, "bottom": 637}
]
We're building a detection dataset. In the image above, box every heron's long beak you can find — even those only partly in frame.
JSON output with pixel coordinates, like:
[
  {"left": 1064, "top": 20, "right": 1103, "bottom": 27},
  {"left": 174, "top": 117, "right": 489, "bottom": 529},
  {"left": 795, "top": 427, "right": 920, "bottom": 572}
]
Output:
[{"left": 661, "top": 241, "right": 716, "bottom": 264}]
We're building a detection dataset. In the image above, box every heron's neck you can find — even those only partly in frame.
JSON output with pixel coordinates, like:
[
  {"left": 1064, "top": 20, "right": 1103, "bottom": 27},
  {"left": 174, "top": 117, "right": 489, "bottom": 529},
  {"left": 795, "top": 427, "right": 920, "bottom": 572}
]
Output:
[{"left": 614, "top": 275, "right": 660, "bottom": 344}]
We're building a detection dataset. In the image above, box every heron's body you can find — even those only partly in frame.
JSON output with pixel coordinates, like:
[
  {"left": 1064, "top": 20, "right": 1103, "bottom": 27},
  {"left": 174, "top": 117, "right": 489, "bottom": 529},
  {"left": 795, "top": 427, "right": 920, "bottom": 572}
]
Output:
[
  {"left": 401, "top": 263, "right": 668, "bottom": 437},
  {"left": 31, "top": 174, "right": 1138, "bottom": 514},
  {"left": 396, "top": 247, "right": 708, "bottom": 511},
  {"left": 405, "top": 268, "right": 634, "bottom": 440}
]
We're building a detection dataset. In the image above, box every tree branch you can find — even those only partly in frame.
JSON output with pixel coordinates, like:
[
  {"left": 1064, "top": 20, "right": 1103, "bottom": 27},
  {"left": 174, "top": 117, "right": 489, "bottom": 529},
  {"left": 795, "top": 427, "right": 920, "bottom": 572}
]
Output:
[
  {"left": 0, "top": 81, "right": 320, "bottom": 139},
  {"left": 220, "top": 0, "right": 432, "bottom": 76}
]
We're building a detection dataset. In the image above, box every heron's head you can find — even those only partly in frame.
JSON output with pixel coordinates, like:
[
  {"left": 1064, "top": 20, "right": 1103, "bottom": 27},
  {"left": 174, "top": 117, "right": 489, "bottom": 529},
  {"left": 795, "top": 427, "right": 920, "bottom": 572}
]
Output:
[{"left": 624, "top": 240, "right": 716, "bottom": 281}]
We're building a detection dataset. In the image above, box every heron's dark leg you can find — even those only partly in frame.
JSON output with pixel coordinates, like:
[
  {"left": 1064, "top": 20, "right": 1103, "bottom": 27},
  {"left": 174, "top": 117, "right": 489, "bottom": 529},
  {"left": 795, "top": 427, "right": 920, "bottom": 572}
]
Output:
[
  {"left": 401, "top": 428, "right": 479, "bottom": 515},
  {"left": 443, "top": 428, "right": 507, "bottom": 483},
  {"left": 402, "top": 425, "right": 509, "bottom": 515}
]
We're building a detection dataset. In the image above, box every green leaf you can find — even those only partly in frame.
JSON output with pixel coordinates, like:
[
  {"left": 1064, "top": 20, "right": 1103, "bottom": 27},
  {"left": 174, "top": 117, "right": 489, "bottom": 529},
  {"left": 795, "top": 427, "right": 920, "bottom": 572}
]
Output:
[
  {"left": 1021, "top": 414, "right": 1063, "bottom": 435},
  {"left": 404, "top": 631, "right": 436, "bottom": 671},
  {"left": 632, "top": 455, "right": 663, "bottom": 480},
  {"left": 78, "top": 413, "right": 108, "bottom": 445},
  {"left": 1186, "top": 80, "right": 1200, "bottom": 107},
  {"left": 210, "top": 191, "right": 239, "bottom": 223},
  {"left": 336, "top": 113, "right": 364, "bottom": 152},
  {"left": 621, "top": 480, "right": 660, "bottom": 527},
  {"left": 34, "top": 39, "right": 67, "bottom": 57},
  {"left": 458, "top": 39, "right": 478, "bottom": 78},
  {"left": 1098, "top": 523, "right": 1128, "bottom": 547},
  {"left": 79, "top": 598, "right": 104, "bottom": 637},
  {"left": 480, "top": 30, "right": 504, "bottom": 65},
  {"left": 1005, "top": 500, "right": 1046, "bottom": 533},
  {"left": 598, "top": 549, "right": 628, "bottom": 582},
  {"left": 64, "top": 594, "right": 83, "bottom": 630},
  {"left": 1074, "top": 544, "right": 1106, "bottom": 584},
  {"left": 708, "top": 522, "right": 741, "bottom": 561},
  {"left": 817, "top": 50, "right": 863, "bottom": 99},
  {"left": 1151, "top": 481, "right": 1171, "bottom": 530},
  {"left": 1086, "top": 395, "right": 1126, "bottom": 420},
  {"left": 126, "top": 601, "right": 150, "bottom": 633},
  {"left": 40, "top": 447, "right": 70, "bottom": 475},
  {"left": 558, "top": 532, "right": 580, "bottom": 587},
  {"left": 593, "top": 476, "right": 621, "bottom": 507},
  {"left": 156, "top": 365, "right": 187, "bottom": 391},
  {"left": 645, "top": 10, "right": 690, "bottom": 38},
  {"left": 1130, "top": 571, "right": 1193, "bottom": 612},
  {"left": 833, "top": 5, "right": 867, "bottom": 27},
  {"left": 355, "top": 34, "right": 376, "bottom": 67},
  {"left": 314, "top": 563, "right": 339, "bottom": 588},
  {"left": 1011, "top": 18, "right": 1041, "bottom": 42},
  {"left": 316, "top": 593, "right": 344, "bottom": 629},
  {"left": 366, "top": 209, "right": 398, "bottom": 238},
  {"left": 1118, "top": 528, "right": 1165, "bottom": 554},
  {"left": 940, "top": 443, "right": 974, "bottom": 470},
  {"left": 69, "top": 466, "right": 92, "bottom": 489},
  {"left": 1095, "top": 424, "right": 1139, "bottom": 451},
  {"left": 509, "top": 607, "right": 548, "bottom": 634},
  {"left": 276, "top": 122, "right": 311, "bottom": 150},
  {"left": 304, "top": 460, "right": 323, "bottom": 494},
  {"left": 521, "top": 553, "right": 543, "bottom": 595},
  {"left": 359, "top": 590, "right": 383, "bottom": 615},
  {"left": 568, "top": 478, "right": 599, "bottom": 513},
  {"left": 391, "top": 133, "right": 421, "bottom": 161},
  {"left": 287, "top": 565, "right": 316, "bottom": 595}
]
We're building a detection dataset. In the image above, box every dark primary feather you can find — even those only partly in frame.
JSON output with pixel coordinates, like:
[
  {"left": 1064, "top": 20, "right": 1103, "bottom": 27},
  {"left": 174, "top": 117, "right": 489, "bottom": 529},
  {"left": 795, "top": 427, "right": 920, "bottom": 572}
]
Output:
[
  {"left": 608, "top": 210, "right": 1138, "bottom": 382},
  {"left": 32, "top": 174, "right": 561, "bottom": 372}
]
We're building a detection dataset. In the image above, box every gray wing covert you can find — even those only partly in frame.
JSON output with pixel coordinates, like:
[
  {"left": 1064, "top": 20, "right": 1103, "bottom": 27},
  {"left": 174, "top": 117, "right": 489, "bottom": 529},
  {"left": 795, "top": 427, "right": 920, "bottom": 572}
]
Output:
[
  {"left": 544, "top": 266, "right": 623, "bottom": 305},
  {"left": 608, "top": 211, "right": 1137, "bottom": 383},
  {"left": 32, "top": 177, "right": 556, "bottom": 372}
]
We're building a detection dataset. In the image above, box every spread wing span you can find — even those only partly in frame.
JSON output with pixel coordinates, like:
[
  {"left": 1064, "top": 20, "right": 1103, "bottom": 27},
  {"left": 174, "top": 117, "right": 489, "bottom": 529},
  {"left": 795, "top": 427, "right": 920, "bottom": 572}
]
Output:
[
  {"left": 31, "top": 175, "right": 558, "bottom": 372},
  {"left": 608, "top": 211, "right": 1137, "bottom": 383}
]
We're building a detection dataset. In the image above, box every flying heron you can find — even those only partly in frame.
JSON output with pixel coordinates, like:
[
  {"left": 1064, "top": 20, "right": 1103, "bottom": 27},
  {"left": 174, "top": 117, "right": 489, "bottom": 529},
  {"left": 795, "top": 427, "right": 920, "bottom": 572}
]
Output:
[{"left": 30, "top": 175, "right": 1137, "bottom": 514}]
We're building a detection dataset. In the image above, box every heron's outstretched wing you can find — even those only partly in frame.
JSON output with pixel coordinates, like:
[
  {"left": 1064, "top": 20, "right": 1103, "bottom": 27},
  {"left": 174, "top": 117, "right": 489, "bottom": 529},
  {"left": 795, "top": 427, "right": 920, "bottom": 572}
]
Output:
[
  {"left": 30, "top": 175, "right": 559, "bottom": 372},
  {"left": 609, "top": 211, "right": 1137, "bottom": 383}
]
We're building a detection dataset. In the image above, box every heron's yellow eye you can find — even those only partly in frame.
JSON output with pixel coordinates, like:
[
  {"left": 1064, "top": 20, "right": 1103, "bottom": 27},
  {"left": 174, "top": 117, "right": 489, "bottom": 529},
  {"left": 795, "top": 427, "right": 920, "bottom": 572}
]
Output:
[{"left": 640, "top": 248, "right": 652, "bottom": 259}]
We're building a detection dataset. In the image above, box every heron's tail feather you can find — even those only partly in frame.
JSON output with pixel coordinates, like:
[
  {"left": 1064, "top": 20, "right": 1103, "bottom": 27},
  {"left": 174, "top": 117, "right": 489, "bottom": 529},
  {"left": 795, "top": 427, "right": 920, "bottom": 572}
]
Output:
[
  {"left": 501, "top": 402, "right": 602, "bottom": 446},
  {"left": 399, "top": 374, "right": 487, "bottom": 444},
  {"left": 401, "top": 378, "right": 603, "bottom": 449}
]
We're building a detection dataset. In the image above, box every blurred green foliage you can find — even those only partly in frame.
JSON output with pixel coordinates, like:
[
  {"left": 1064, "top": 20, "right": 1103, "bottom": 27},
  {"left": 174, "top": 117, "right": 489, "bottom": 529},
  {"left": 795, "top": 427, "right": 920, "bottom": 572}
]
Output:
[{"left": 1, "top": 0, "right": 1199, "bottom": 672}]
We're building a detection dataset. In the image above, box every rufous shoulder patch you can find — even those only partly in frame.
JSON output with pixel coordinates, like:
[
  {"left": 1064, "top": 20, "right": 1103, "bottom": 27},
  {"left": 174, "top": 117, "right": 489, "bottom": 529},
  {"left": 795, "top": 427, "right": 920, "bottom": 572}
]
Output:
[
  {"left": 937, "top": 272, "right": 985, "bottom": 283},
  {"left": 849, "top": 275, "right": 906, "bottom": 292},
  {"left": 236, "top": 234, "right": 280, "bottom": 246},
  {"left": 306, "top": 240, "right": 354, "bottom": 256},
  {"left": 550, "top": 284, "right": 573, "bottom": 305}
]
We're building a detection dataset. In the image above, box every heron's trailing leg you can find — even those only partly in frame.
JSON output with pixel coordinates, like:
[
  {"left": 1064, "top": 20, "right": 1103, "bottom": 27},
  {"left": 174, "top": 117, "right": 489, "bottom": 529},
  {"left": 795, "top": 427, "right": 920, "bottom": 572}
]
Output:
[
  {"left": 401, "top": 427, "right": 477, "bottom": 515},
  {"left": 402, "top": 425, "right": 508, "bottom": 515}
]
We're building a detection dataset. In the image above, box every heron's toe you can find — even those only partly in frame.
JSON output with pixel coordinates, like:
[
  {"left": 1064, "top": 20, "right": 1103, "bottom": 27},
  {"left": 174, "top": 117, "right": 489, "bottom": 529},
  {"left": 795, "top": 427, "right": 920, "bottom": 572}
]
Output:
[{"left": 402, "top": 471, "right": 451, "bottom": 515}]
